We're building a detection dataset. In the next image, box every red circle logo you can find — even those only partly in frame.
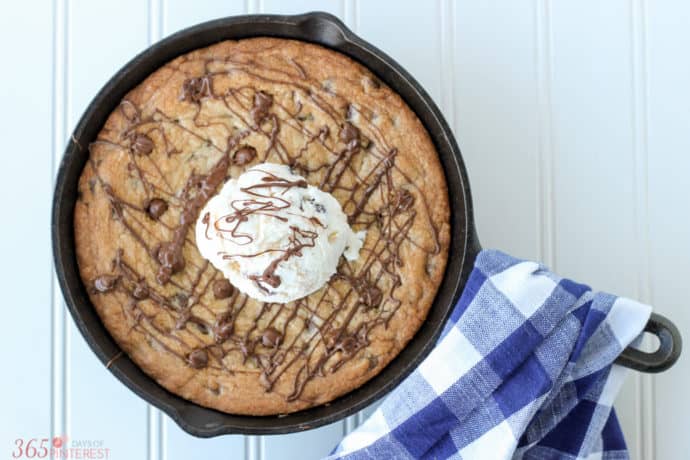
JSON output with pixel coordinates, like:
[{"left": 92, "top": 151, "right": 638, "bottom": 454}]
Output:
[{"left": 52, "top": 437, "right": 63, "bottom": 448}]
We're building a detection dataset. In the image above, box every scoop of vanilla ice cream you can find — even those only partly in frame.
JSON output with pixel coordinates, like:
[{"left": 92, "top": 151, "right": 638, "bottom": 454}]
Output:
[{"left": 195, "top": 163, "right": 365, "bottom": 303}]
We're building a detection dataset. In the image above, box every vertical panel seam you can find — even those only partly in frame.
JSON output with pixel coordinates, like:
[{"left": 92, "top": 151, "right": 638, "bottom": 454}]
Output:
[
  {"left": 50, "top": 0, "right": 58, "bottom": 444},
  {"left": 345, "top": 0, "right": 359, "bottom": 33},
  {"left": 439, "top": 0, "right": 455, "bottom": 129},
  {"left": 631, "top": 0, "right": 654, "bottom": 458},
  {"left": 354, "top": 0, "right": 358, "bottom": 33},
  {"left": 51, "top": 0, "right": 68, "bottom": 447},
  {"left": 64, "top": 0, "right": 72, "bottom": 441},
  {"left": 246, "top": 0, "right": 259, "bottom": 14},
  {"left": 448, "top": 0, "right": 459, "bottom": 147},
  {"left": 51, "top": 0, "right": 71, "bottom": 444},
  {"left": 533, "top": 0, "right": 543, "bottom": 262},
  {"left": 244, "top": 437, "right": 250, "bottom": 460},
  {"left": 630, "top": 1, "right": 643, "bottom": 456},
  {"left": 535, "top": 0, "right": 556, "bottom": 269},
  {"left": 448, "top": 0, "right": 456, "bottom": 128},
  {"left": 343, "top": 0, "right": 359, "bottom": 32}
]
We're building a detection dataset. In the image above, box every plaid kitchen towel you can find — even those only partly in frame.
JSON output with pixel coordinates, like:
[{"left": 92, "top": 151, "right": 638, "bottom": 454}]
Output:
[{"left": 327, "top": 250, "right": 651, "bottom": 460}]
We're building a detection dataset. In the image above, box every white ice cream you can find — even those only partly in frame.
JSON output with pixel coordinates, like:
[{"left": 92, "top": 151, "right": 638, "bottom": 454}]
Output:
[{"left": 195, "top": 163, "right": 365, "bottom": 303}]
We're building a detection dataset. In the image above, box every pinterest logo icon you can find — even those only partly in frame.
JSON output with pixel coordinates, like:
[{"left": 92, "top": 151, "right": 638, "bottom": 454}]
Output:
[{"left": 52, "top": 436, "right": 67, "bottom": 448}]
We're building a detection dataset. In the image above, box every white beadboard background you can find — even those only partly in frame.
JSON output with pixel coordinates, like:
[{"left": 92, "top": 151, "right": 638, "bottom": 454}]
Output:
[{"left": 1, "top": 0, "right": 688, "bottom": 459}]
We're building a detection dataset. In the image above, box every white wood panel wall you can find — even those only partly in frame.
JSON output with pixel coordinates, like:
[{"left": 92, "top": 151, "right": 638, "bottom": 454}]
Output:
[{"left": 0, "top": 0, "right": 687, "bottom": 459}]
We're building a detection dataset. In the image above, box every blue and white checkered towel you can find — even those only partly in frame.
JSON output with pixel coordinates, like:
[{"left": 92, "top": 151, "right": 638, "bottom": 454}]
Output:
[{"left": 328, "top": 250, "right": 651, "bottom": 460}]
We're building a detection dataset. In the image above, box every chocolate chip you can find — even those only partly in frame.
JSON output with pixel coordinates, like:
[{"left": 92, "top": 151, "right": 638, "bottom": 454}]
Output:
[
  {"left": 261, "top": 327, "right": 283, "bottom": 348},
  {"left": 361, "top": 285, "right": 383, "bottom": 308},
  {"left": 296, "top": 113, "right": 314, "bottom": 122},
  {"left": 132, "top": 282, "right": 149, "bottom": 300},
  {"left": 259, "top": 372, "right": 272, "bottom": 390},
  {"left": 212, "top": 279, "right": 234, "bottom": 299},
  {"left": 180, "top": 76, "right": 211, "bottom": 103},
  {"left": 171, "top": 292, "right": 189, "bottom": 310},
  {"left": 375, "top": 210, "right": 386, "bottom": 227},
  {"left": 337, "top": 336, "right": 358, "bottom": 354},
  {"left": 214, "top": 321, "right": 234, "bottom": 343},
  {"left": 110, "top": 203, "right": 122, "bottom": 220},
  {"left": 250, "top": 91, "right": 273, "bottom": 126},
  {"left": 146, "top": 198, "right": 168, "bottom": 219},
  {"left": 233, "top": 145, "right": 257, "bottom": 166},
  {"left": 94, "top": 274, "right": 119, "bottom": 293},
  {"left": 339, "top": 122, "right": 360, "bottom": 147},
  {"left": 322, "top": 329, "right": 338, "bottom": 350},
  {"left": 254, "top": 91, "right": 273, "bottom": 110},
  {"left": 396, "top": 189, "right": 415, "bottom": 212},
  {"left": 131, "top": 134, "right": 154, "bottom": 155},
  {"left": 175, "top": 310, "right": 191, "bottom": 329},
  {"left": 157, "top": 242, "right": 185, "bottom": 277},
  {"left": 239, "top": 340, "right": 255, "bottom": 358},
  {"left": 341, "top": 104, "right": 351, "bottom": 120},
  {"left": 208, "top": 381, "right": 221, "bottom": 395},
  {"left": 187, "top": 349, "right": 208, "bottom": 369},
  {"left": 156, "top": 266, "right": 172, "bottom": 285},
  {"left": 356, "top": 325, "right": 369, "bottom": 342}
]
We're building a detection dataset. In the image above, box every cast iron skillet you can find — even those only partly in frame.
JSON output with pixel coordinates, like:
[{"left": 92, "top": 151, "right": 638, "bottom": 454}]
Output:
[{"left": 52, "top": 12, "right": 681, "bottom": 437}]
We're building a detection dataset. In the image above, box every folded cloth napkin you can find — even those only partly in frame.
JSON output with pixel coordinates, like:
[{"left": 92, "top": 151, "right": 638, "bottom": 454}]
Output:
[{"left": 327, "top": 250, "right": 651, "bottom": 460}]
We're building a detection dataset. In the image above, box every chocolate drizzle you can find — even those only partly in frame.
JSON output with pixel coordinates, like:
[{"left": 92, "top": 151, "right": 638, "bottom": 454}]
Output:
[
  {"left": 247, "top": 226, "right": 318, "bottom": 292},
  {"left": 84, "top": 47, "right": 444, "bottom": 404},
  {"left": 156, "top": 153, "right": 230, "bottom": 284},
  {"left": 206, "top": 169, "right": 320, "bottom": 293}
]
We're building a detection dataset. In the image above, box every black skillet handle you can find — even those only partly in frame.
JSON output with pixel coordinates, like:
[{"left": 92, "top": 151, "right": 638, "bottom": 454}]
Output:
[
  {"left": 467, "top": 233, "right": 681, "bottom": 374},
  {"left": 615, "top": 312, "right": 682, "bottom": 373}
]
